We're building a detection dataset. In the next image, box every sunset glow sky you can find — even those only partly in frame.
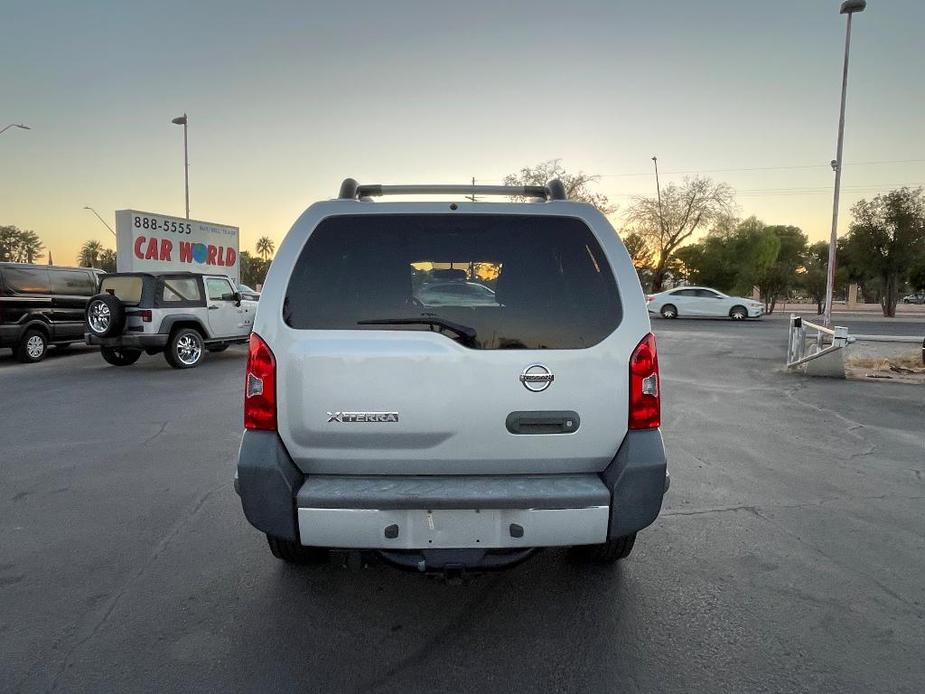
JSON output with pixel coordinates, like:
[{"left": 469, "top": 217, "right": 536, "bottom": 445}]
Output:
[{"left": 2, "top": 0, "right": 923, "bottom": 265}]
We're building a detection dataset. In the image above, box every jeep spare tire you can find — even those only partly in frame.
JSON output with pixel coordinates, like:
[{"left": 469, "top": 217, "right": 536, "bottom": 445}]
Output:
[{"left": 86, "top": 293, "right": 125, "bottom": 337}]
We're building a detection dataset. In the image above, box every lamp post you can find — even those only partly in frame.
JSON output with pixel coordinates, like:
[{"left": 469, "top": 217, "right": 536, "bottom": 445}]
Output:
[
  {"left": 0, "top": 123, "right": 31, "bottom": 136},
  {"left": 651, "top": 156, "right": 665, "bottom": 238},
  {"left": 83, "top": 206, "right": 117, "bottom": 238},
  {"left": 824, "top": 0, "right": 867, "bottom": 327},
  {"left": 171, "top": 114, "right": 189, "bottom": 218}
]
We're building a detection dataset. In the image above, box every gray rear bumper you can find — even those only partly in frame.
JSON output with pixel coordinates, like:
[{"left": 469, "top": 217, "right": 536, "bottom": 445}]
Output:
[
  {"left": 236, "top": 429, "right": 668, "bottom": 545},
  {"left": 85, "top": 332, "right": 169, "bottom": 349}
]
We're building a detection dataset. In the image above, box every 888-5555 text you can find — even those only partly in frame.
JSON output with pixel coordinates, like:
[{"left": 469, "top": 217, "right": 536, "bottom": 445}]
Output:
[{"left": 133, "top": 216, "right": 192, "bottom": 234}]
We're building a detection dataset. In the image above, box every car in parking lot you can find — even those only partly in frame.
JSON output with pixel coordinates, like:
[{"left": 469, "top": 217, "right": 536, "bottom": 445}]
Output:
[
  {"left": 0, "top": 262, "right": 99, "bottom": 362},
  {"left": 237, "top": 282, "right": 261, "bottom": 302},
  {"left": 416, "top": 279, "right": 498, "bottom": 307},
  {"left": 901, "top": 292, "right": 925, "bottom": 304},
  {"left": 647, "top": 286, "right": 764, "bottom": 320},
  {"left": 236, "top": 178, "right": 668, "bottom": 575},
  {"left": 84, "top": 271, "right": 256, "bottom": 368}
]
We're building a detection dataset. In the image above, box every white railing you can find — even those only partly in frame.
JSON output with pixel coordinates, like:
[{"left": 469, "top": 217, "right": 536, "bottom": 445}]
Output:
[
  {"left": 786, "top": 315, "right": 851, "bottom": 368},
  {"left": 786, "top": 314, "right": 925, "bottom": 370}
]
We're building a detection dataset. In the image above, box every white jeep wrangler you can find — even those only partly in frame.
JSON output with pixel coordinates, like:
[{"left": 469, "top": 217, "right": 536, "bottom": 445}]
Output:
[
  {"left": 236, "top": 179, "right": 668, "bottom": 574},
  {"left": 85, "top": 271, "right": 256, "bottom": 368}
]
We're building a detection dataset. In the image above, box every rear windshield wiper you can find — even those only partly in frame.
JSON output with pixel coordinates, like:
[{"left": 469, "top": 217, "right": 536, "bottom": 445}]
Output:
[{"left": 357, "top": 317, "right": 478, "bottom": 346}]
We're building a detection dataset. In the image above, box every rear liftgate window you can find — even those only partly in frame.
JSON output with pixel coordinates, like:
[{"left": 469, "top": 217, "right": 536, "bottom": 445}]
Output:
[{"left": 284, "top": 215, "right": 622, "bottom": 350}]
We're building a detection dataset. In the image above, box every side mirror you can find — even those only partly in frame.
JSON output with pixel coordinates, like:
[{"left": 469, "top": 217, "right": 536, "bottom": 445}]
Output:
[{"left": 233, "top": 291, "right": 242, "bottom": 306}]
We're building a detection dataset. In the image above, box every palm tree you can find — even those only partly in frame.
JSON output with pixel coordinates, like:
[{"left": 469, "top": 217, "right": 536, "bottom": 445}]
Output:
[
  {"left": 12, "top": 228, "right": 45, "bottom": 263},
  {"left": 78, "top": 239, "right": 105, "bottom": 268},
  {"left": 99, "top": 249, "right": 117, "bottom": 273},
  {"left": 256, "top": 236, "right": 275, "bottom": 261}
]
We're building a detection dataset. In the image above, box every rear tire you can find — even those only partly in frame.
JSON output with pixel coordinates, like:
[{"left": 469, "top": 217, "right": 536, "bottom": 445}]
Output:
[
  {"left": 15, "top": 329, "right": 48, "bottom": 363},
  {"left": 267, "top": 535, "right": 328, "bottom": 564},
  {"left": 100, "top": 346, "right": 142, "bottom": 366},
  {"left": 572, "top": 533, "right": 636, "bottom": 564},
  {"left": 660, "top": 304, "right": 677, "bottom": 319},
  {"left": 165, "top": 328, "right": 204, "bottom": 369},
  {"left": 730, "top": 305, "right": 748, "bottom": 321}
]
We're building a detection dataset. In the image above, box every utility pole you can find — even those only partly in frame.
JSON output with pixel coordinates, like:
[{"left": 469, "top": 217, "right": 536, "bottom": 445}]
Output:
[
  {"left": 824, "top": 1, "right": 867, "bottom": 327},
  {"left": 651, "top": 156, "right": 665, "bottom": 234},
  {"left": 466, "top": 177, "right": 478, "bottom": 202}
]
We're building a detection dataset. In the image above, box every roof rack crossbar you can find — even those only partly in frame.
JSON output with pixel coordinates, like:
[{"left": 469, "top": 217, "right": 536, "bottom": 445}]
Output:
[{"left": 337, "top": 179, "right": 569, "bottom": 201}]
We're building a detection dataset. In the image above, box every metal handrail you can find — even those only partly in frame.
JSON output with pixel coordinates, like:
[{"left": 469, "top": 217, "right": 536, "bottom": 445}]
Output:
[
  {"left": 786, "top": 313, "right": 924, "bottom": 370},
  {"left": 801, "top": 319, "right": 836, "bottom": 336}
]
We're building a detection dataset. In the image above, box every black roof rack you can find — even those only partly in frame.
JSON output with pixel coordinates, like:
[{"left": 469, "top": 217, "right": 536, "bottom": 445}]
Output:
[{"left": 337, "top": 178, "right": 568, "bottom": 201}]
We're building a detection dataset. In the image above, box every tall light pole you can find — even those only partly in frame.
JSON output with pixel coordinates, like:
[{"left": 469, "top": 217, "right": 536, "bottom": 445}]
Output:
[
  {"left": 1, "top": 123, "right": 31, "bottom": 136},
  {"left": 171, "top": 114, "right": 189, "bottom": 218},
  {"left": 83, "top": 206, "right": 117, "bottom": 238},
  {"left": 824, "top": 0, "right": 866, "bottom": 327},
  {"left": 651, "top": 156, "right": 665, "bottom": 236}
]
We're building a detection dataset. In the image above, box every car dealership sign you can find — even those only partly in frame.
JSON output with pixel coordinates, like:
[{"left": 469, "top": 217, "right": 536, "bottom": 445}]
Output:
[{"left": 115, "top": 210, "right": 240, "bottom": 283}]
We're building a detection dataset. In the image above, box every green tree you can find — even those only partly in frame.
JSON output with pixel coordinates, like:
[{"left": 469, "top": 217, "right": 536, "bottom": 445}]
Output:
[
  {"left": 841, "top": 187, "right": 925, "bottom": 317},
  {"left": 78, "top": 239, "right": 105, "bottom": 268},
  {"left": 909, "top": 257, "right": 925, "bottom": 292},
  {"left": 99, "top": 249, "right": 117, "bottom": 273},
  {"left": 800, "top": 241, "right": 830, "bottom": 315},
  {"left": 240, "top": 250, "right": 271, "bottom": 287},
  {"left": 624, "top": 177, "right": 736, "bottom": 291},
  {"left": 622, "top": 231, "right": 653, "bottom": 289},
  {"left": 504, "top": 159, "right": 615, "bottom": 214},
  {"left": 0, "top": 225, "right": 45, "bottom": 263},
  {"left": 256, "top": 236, "right": 276, "bottom": 261},
  {"left": 752, "top": 224, "right": 807, "bottom": 314},
  {"left": 674, "top": 216, "right": 779, "bottom": 297}
]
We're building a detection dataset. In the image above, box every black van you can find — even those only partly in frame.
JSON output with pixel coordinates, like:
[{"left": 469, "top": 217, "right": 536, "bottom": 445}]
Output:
[{"left": 0, "top": 263, "right": 100, "bottom": 363}]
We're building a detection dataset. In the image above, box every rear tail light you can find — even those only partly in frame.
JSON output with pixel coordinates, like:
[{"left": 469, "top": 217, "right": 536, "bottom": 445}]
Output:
[
  {"left": 126, "top": 309, "right": 152, "bottom": 322},
  {"left": 628, "top": 333, "right": 660, "bottom": 430},
  {"left": 244, "top": 333, "right": 276, "bottom": 431},
  {"left": 646, "top": 295, "right": 655, "bottom": 303}
]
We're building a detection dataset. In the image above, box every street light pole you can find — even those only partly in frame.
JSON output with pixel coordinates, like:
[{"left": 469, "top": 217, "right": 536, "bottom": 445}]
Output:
[
  {"left": 651, "top": 156, "right": 665, "bottom": 237},
  {"left": 171, "top": 114, "right": 189, "bottom": 218},
  {"left": 83, "top": 206, "right": 117, "bottom": 238},
  {"left": 0, "top": 123, "right": 31, "bottom": 136},
  {"left": 824, "top": 0, "right": 866, "bottom": 327}
]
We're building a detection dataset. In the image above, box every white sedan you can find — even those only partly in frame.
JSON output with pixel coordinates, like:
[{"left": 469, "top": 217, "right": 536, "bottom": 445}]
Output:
[{"left": 647, "top": 286, "right": 764, "bottom": 320}]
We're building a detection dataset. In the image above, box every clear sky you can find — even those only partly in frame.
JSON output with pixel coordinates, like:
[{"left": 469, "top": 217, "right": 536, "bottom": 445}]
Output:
[{"left": 1, "top": 0, "right": 923, "bottom": 265}]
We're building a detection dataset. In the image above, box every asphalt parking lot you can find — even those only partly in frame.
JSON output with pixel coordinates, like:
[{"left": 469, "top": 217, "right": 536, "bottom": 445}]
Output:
[{"left": 2, "top": 314, "right": 923, "bottom": 693}]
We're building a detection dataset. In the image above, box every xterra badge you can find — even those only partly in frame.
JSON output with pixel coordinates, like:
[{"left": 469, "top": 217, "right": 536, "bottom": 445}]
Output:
[{"left": 326, "top": 411, "right": 400, "bottom": 423}]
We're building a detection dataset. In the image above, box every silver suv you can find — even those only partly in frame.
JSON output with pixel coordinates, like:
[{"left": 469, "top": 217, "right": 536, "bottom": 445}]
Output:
[
  {"left": 85, "top": 272, "right": 255, "bottom": 368},
  {"left": 236, "top": 179, "right": 668, "bottom": 574}
]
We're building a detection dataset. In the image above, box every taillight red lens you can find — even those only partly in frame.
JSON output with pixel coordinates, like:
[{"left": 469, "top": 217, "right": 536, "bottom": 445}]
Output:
[
  {"left": 629, "top": 332, "right": 660, "bottom": 430},
  {"left": 139, "top": 309, "right": 152, "bottom": 323},
  {"left": 646, "top": 295, "right": 655, "bottom": 303},
  {"left": 244, "top": 333, "right": 276, "bottom": 431}
]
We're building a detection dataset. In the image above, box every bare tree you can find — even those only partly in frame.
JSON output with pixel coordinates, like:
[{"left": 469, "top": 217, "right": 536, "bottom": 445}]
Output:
[
  {"left": 504, "top": 159, "right": 616, "bottom": 214},
  {"left": 624, "top": 177, "right": 735, "bottom": 291}
]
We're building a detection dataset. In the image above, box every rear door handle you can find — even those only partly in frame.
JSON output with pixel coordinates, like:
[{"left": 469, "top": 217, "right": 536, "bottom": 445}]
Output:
[
  {"left": 208, "top": 305, "right": 220, "bottom": 310},
  {"left": 506, "top": 411, "right": 580, "bottom": 435}
]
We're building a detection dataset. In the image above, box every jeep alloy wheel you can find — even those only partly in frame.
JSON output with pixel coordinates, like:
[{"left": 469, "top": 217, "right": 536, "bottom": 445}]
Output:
[{"left": 87, "top": 300, "right": 111, "bottom": 334}]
